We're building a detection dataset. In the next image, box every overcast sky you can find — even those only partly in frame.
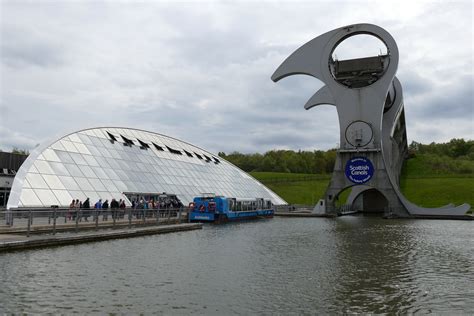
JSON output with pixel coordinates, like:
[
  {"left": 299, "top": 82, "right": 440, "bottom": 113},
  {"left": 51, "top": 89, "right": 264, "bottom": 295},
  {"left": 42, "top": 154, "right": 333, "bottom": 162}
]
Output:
[{"left": 0, "top": 0, "right": 472, "bottom": 154}]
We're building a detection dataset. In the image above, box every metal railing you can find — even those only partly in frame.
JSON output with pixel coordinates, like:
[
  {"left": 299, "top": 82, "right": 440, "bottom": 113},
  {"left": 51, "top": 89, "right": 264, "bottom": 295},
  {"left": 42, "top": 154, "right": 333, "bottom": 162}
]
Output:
[{"left": 1, "top": 207, "right": 189, "bottom": 237}]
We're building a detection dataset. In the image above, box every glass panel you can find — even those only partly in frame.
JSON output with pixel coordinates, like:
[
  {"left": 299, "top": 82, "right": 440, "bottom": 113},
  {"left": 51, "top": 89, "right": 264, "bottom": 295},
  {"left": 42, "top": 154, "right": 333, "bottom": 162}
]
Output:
[
  {"left": 28, "top": 165, "right": 39, "bottom": 173},
  {"left": 20, "top": 189, "right": 43, "bottom": 206},
  {"left": 69, "top": 190, "right": 87, "bottom": 203},
  {"left": 42, "top": 149, "right": 61, "bottom": 162},
  {"left": 106, "top": 158, "right": 120, "bottom": 170},
  {"left": 52, "top": 190, "right": 73, "bottom": 206},
  {"left": 55, "top": 150, "right": 75, "bottom": 164},
  {"left": 101, "top": 148, "right": 113, "bottom": 158},
  {"left": 87, "top": 145, "right": 102, "bottom": 157},
  {"left": 68, "top": 133, "right": 82, "bottom": 143},
  {"left": 88, "top": 178, "right": 107, "bottom": 191},
  {"left": 34, "top": 189, "right": 60, "bottom": 206},
  {"left": 69, "top": 152, "right": 87, "bottom": 165},
  {"left": 61, "top": 140, "right": 79, "bottom": 153},
  {"left": 63, "top": 163, "right": 84, "bottom": 177},
  {"left": 74, "top": 142, "right": 92, "bottom": 155},
  {"left": 95, "top": 156, "right": 110, "bottom": 168},
  {"left": 49, "top": 162, "right": 70, "bottom": 176},
  {"left": 75, "top": 177, "right": 94, "bottom": 191},
  {"left": 92, "top": 129, "right": 106, "bottom": 138},
  {"left": 90, "top": 137, "right": 104, "bottom": 147},
  {"left": 78, "top": 165, "right": 97, "bottom": 178},
  {"left": 78, "top": 133, "right": 93, "bottom": 145},
  {"left": 34, "top": 160, "right": 55, "bottom": 174},
  {"left": 58, "top": 176, "right": 81, "bottom": 190},
  {"left": 100, "top": 179, "right": 119, "bottom": 192},
  {"left": 83, "top": 155, "right": 100, "bottom": 167},
  {"left": 51, "top": 141, "right": 66, "bottom": 151},
  {"left": 91, "top": 167, "right": 109, "bottom": 179},
  {"left": 26, "top": 173, "right": 49, "bottom": 189},
  {"left": 113, "top": 180, "right": 128, "bottom": 192},
  {"left": 108, "top": 150, "right": 121, "bottom": 159},
  {"left": 104, "top": 169, "right": 120, "bottom": 180},
  {"left": 83, "top": 191, "right": 101, "bottom": 203},
  {"left": 23, "top": 179, "right": 31, "bottom": 188},
  {"left": 42, "top": 174, "right": 66, "bottom": 190}
]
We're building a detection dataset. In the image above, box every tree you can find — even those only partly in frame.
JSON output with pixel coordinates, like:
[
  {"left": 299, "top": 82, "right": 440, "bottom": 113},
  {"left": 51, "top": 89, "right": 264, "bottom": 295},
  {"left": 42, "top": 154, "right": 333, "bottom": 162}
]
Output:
[{"left": 11, "top": 148, "right": 29, "bottom": 155}]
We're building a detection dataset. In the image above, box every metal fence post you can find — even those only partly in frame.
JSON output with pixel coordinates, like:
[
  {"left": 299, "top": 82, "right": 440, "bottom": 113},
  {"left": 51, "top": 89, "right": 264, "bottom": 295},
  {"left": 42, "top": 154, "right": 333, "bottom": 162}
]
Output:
[
  {"left": 113, "top": 209, "right": 116, "bottom": 227},
  {"left": 167, "top": 208, "right": 171, "bottom": 223},
  {"left": 53, "top": 209, "right": 57, "bottom": 235},
  {"left": 95, "top": 209, "right": 99, "bottom": 230},
  {"left": 178, "top": 207, "right": 182, "bottom": 223},
  {"left": 128, "top": 209, "right": 132, "bottom": 229},
  {"left": 27, "top": 210, "right": 32, "bottom": 237},
  {"left": 143, "top": 209, "right": 146, "bottom": 224}
]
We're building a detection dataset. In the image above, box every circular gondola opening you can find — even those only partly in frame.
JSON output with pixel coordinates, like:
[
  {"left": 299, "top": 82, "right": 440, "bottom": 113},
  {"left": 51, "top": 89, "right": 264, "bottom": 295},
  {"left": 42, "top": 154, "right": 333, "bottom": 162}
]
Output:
[{"left": 329, "top": 34, "right": 389, "bottom": 88}]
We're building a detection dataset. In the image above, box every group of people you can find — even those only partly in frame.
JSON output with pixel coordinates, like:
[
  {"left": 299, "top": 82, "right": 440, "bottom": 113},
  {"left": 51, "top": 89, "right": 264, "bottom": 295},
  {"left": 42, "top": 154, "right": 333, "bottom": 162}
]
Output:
[
  {"left": 67, "top": 195, "right": 184, "bottom": 221},
  {"left": 68, "top": 198, "right": 126, "bottom": 221},
  {"left": 131, "top": 196, "right": 183, "bottom": 210}
]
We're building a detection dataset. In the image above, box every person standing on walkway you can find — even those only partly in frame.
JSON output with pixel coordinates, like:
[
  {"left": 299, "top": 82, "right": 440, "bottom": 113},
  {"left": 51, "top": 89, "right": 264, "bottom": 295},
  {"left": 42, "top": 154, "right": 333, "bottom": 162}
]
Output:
[
  {"left": 102, "top": 199, "right": 109, "bottom": 221},
  {"left": 110, "top": 198, "right": 119, "bottom": 220},
  {"left": 119, "top": 199, "right": 126, "bottom": 218},
  {"left": 82, "top": 198, "right": 91, "bottom": 222},
  {"left": 68, "top": 199, "right": 75, "bottom": 220}
]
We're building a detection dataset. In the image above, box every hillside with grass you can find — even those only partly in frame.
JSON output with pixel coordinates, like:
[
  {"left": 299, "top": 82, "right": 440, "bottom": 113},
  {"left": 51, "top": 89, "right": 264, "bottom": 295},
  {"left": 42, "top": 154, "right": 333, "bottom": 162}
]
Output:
[
  {"left": 250, "top": 154, "right": 474, "bottom": 208},
  {"left": 243, "top": 139, "right": 474, "bottom": 209}
]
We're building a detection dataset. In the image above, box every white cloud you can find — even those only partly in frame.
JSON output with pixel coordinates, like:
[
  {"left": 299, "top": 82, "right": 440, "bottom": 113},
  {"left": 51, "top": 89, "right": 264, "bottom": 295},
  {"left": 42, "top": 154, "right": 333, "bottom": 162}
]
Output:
[{"left": 0, "top": 0, "right": 472, "bottom": 153}]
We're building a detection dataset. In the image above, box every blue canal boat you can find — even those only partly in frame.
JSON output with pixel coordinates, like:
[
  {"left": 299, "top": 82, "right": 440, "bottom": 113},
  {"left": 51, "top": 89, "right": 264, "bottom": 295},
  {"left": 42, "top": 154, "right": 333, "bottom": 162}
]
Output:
[{"left": 188, "top": 194, "right": 274, "bottom": 223}]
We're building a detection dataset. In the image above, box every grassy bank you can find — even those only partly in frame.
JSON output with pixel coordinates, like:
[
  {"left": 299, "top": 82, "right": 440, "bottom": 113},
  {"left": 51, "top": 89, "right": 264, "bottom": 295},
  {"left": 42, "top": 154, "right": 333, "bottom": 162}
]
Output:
[{"left": 250, "top": 156, "right": 474, "bottom": 208}]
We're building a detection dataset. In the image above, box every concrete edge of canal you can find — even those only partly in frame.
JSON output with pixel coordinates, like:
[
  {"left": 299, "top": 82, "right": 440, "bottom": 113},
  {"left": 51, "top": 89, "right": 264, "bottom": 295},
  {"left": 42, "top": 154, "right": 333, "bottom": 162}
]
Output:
[{"left": 0, "top": 223, "right": 202, "bottom": 252}]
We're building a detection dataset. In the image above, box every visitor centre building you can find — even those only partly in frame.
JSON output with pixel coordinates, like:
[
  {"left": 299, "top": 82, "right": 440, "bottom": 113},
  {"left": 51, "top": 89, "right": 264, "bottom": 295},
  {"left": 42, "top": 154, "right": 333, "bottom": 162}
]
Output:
[{"left": 7, "top": 127, "right": 286, "bottom": 209}]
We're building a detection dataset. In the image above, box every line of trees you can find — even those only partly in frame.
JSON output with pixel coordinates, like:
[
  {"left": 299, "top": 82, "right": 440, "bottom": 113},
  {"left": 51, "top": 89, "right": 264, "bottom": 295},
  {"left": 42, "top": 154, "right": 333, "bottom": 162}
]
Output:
[
  {"left": 408, "top": 138, "right": 474, "bottom": 159},
  {"left": 220, "top": 138, "right": 473, "bottom": 174},
  {"left": 218, "top": 149, "right": 337, "bottom": 174}
]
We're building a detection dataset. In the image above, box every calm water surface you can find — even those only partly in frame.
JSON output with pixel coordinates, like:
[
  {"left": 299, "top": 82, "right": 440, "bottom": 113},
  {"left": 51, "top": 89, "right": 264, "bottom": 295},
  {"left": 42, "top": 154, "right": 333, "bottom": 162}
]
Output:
[{"left": 0, "top": 216, "right": 473, "bottom": 314}]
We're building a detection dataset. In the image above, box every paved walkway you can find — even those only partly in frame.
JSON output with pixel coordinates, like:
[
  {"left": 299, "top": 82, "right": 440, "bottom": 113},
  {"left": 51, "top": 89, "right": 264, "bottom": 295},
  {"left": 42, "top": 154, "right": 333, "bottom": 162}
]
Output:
[{"left": 0, "top": 223, "right": 202, "bottom": 252}]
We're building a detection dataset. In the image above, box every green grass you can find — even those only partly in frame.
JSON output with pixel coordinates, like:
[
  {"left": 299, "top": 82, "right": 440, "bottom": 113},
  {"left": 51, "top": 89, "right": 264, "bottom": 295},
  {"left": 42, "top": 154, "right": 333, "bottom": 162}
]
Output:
[
  {"left": 399, "top": 177, "right": 474, "bottom": 208},
  {"left": 251, "top": 157, "right": 474, "bottom": 209}
]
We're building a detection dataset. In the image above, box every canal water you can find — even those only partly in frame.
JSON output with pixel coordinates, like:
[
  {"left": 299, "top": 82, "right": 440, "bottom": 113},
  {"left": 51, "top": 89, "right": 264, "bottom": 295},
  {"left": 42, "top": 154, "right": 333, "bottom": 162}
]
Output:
[{"left": 0, "top": 216, "right": 473, "bottom": 314}]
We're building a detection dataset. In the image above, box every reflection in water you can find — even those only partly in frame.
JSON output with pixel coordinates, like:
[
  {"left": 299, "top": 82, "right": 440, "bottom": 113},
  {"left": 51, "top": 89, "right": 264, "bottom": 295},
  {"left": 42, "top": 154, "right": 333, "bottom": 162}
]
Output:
[{"left": 0, "top": 217, "right": 473, "bottom": 314}]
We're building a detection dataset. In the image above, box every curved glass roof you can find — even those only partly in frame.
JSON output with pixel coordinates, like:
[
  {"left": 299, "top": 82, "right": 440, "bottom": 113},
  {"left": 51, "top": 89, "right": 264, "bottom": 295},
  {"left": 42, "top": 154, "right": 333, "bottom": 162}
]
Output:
[{"left": 7, "top": 127, "right": 286, "bottom": 208}]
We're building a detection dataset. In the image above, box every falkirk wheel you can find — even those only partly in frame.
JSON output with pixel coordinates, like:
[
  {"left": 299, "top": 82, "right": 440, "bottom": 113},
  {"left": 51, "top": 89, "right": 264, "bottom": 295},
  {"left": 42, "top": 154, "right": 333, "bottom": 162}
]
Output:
[{"left": 272, "top": 23, "right": 470, "bottom": 218}]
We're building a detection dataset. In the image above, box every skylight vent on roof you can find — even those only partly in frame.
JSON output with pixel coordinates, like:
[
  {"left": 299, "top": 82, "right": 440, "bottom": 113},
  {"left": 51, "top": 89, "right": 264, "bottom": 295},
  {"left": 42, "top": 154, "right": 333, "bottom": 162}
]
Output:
[
  {"left": 152, "top": 143, "right": 164, "bottom": 151},
  {"left": 213, "top": 157, "right": 220, "bottom": 164},
  {"left": 194, "top": 152, "right": 203, "bottom": 159},
  {"left": 107, "top": 131, "right": 118, "bottom": 143},
  {"left": 183, "top": 150, "right": 193, "bottom": 157},
  {"left": 121, "top": 135, "right": 135, "bottom": 147},
  {"left": 166, "top": 146, "right": 182, "bottom": 155},
  {"left": 203, "top": 154, "right": 212, "bottom": 162},
  {"left": 137, "top": 139, "right": 150, "bottom": 150}
]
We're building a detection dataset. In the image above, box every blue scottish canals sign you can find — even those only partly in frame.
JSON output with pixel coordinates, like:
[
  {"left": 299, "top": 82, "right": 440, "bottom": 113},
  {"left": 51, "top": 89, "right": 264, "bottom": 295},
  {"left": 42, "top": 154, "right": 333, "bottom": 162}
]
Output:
[{"left": 345, "top": 157, "right": 374, "bottom": 184}]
